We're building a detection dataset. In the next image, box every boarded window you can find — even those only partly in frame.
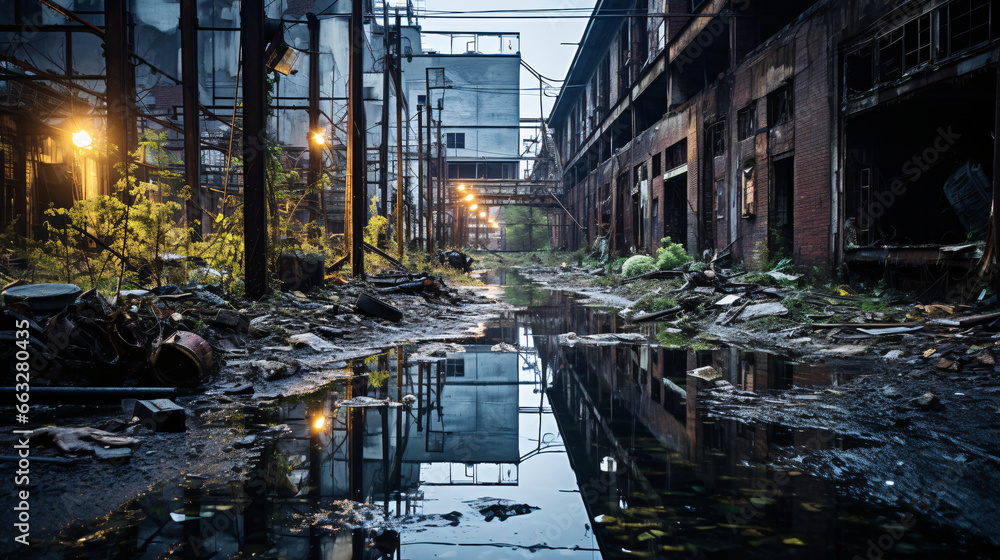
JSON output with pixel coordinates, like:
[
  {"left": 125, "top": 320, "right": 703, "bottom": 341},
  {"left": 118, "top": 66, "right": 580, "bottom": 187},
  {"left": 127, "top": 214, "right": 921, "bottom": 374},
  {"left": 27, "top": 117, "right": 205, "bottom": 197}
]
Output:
[
  {"left": 737, "top": 102, "right": 756, "bottom": 140},
  {"left": 741, "top": 161, "right": 756, "bottom": 218}
]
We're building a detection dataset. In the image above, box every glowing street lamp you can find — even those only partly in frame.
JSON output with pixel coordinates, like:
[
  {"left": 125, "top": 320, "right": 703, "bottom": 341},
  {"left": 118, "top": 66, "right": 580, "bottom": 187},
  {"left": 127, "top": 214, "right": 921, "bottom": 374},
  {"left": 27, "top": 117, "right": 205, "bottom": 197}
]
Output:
[
  {"left": 72, "top": 130, "right": 93, "bottom": 149},
  {"left": 479, "top": 211, "right": 486, "bottom": 218},
  {"left": 457, "top": 184, "right": 466, "bottom": 191},
  {"left": 470, "top": 204, "right": 478, "bottom": 211},
  {"left": 311, "top": 131, "right": 326, "bottom": 145},
  {"left": 464, "top": 193, "right": 474, "bottom": 202}
]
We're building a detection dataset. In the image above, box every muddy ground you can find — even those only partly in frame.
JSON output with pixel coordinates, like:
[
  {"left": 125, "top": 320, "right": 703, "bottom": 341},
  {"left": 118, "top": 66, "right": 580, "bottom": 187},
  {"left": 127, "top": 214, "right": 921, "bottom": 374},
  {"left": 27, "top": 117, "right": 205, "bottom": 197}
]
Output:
[
  {"left": 1, "top": 280, "right": 507, "bottom": 549},
  {"left": 6, "top": 261, "right": 1000, "bottom": 553}
]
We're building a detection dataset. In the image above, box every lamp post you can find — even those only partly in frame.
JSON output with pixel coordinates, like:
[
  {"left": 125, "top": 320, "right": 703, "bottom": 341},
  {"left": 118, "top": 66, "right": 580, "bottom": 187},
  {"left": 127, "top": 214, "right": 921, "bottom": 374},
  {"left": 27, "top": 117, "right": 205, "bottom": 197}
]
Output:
[{"left": 310, "top": 130, "right": 331, "bottom": 238}]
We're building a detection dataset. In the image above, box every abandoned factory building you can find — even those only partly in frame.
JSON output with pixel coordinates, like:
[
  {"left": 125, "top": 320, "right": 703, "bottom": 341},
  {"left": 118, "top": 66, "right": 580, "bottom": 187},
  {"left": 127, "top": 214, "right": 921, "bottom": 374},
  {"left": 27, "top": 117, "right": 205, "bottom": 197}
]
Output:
[{"left": 547, "top": 0, "right": 1000, "bottom": 275}]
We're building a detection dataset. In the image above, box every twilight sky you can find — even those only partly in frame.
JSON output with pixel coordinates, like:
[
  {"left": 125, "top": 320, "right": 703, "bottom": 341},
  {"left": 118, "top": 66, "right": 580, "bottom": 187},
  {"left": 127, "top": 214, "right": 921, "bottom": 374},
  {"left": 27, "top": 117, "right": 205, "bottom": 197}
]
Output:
[{"left": 418, "top": 0, "right": 597, "bottom": 154}]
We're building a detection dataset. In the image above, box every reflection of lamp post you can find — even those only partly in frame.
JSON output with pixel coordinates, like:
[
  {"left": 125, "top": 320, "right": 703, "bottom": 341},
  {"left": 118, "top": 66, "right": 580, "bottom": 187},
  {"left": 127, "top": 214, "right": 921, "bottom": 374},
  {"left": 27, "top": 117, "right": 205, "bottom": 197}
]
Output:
[{"left": 476, "top": 211, "right": 486, "bottom": 248}]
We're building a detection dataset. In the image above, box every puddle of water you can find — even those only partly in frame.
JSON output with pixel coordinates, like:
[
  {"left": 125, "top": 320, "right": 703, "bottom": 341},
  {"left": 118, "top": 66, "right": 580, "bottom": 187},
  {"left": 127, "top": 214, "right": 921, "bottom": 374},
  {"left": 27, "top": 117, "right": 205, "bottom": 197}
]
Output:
[{"left": 36, "top": 274, "right": 1000, "bottom": 559}]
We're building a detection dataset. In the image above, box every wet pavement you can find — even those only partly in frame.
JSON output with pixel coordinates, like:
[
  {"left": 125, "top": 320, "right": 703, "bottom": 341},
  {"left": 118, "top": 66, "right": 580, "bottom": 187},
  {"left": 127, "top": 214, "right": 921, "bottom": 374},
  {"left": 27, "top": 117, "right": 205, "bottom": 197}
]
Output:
[{"left": 11, "top": 273, "right": 1000, "bottom": 559}]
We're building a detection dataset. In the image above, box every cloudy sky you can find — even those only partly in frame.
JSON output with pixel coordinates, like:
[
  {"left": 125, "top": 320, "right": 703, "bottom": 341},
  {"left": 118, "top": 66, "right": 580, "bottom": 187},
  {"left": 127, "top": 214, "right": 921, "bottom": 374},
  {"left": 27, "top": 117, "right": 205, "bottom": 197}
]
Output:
[{"left": 417, "top": 0, "right": 597, "bottom": 152}]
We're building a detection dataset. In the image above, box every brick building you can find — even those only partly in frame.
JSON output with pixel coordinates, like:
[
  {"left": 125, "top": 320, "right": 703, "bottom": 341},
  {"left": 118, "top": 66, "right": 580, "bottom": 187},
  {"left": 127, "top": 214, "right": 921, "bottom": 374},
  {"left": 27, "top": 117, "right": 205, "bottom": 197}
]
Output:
[{"left": 547, "top": 0, "right": 1000, "bottom": 275}]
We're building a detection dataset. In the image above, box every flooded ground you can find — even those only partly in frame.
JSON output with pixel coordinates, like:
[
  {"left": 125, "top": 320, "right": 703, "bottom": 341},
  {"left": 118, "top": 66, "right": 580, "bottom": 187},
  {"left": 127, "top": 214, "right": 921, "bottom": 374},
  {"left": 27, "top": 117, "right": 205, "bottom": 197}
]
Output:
[{"left": 11, "top": 273, "right": 1000, "bottom": 559}]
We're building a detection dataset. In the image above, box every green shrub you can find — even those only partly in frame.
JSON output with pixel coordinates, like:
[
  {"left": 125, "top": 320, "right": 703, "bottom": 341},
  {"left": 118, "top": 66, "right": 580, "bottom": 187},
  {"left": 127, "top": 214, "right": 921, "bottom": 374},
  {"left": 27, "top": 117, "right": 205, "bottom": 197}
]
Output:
[
  {"left": 656, "top": 237, "right": 692, "bottom": 270},
  {"left": 622, "top": 255, "right": 657, "bottom": 277}
]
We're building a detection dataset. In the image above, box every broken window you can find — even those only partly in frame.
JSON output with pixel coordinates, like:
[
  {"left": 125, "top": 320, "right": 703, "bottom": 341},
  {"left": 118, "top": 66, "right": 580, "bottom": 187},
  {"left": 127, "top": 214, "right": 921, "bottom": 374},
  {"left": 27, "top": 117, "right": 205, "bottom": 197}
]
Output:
[
  {"left": 716, "top": 179, "right": 725, "bottom": 219},
  {"left": 943, "top": 0, "right": 993, "bottom": 55},
  {"left": 652, "top": 153, "right": 662, "bottom": 177},
  {"left": 707, "top": 120, "right": 726, "bottom": 158},
  {"left": 634, "top": 162, "right": 648, "bottom": 189},
  {"left": 741, "top": 161, "right": 756, "bottom": 218},
  {"left": 879, "top": 27, "right": 905, "bottom": 81},
  {"left": 599, "top": 55, "right": 611, "bottom": 113},
  {"left": 903, "top": 14, "right": 931, "bottom": 70},
  {"left": 666, "top": 139, "right": 687, "bottom": 171},
  {"left": 657, "top": 20, "right": 666, "bottom": 52},
  {"left": 768, "top": 84, "right": 793, "bottom": 126},
  {"left": 737, "top": 102, "right": 756, "bottom": 140},
  {"left": 417, "top": 94, "right": 426, "bottom": 106},
  {"left": 845, "top": 43, "right": 875, "bottom": 94},
  {"left": 880, "top": 13, "right": 931, "bottom": 81},
  {"left": 446, "top": 132, "right": 465, "bottom": 149}
]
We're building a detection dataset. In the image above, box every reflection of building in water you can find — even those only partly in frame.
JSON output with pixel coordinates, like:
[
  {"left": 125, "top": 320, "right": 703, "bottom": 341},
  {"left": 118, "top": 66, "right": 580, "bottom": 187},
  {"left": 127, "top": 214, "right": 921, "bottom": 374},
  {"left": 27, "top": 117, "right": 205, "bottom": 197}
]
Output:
[
  {"left": 398, "top": 346, "right": 520, "bottom": 486},
  {"left": 522, "top": 286, "right": 844, "bottom": 559}
]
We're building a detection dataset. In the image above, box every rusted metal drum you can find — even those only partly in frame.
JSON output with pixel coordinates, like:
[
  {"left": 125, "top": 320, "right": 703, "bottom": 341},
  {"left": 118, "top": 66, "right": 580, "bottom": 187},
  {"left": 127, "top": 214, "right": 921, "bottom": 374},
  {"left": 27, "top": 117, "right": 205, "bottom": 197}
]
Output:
[{"left": 151, "top": 331, "right": 214, "bottom": 387}]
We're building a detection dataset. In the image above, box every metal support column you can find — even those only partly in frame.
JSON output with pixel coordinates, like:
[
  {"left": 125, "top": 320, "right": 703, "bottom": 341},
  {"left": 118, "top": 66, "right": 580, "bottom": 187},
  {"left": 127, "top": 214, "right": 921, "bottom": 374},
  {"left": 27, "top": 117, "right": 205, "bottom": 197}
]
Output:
[
  {"left": 347, "top": 0, "right": 367, "bottom": 276},
  {"left": 307, "top": 13, "right": 322, "bottom": 229},
  {"left": 426, "top": 102, "right": 434, "bottom": 254},
  {"left": 395, "top": 9, "right": 405, "bottom": 259},
  {"left": 436, "top": 99, "right": 444, "bottom": 248},
  {"left": 417, "top": 109, "right": 424, "bottom": 250},
  {"left": 242, "top": 0, "right": 268, "bottom": 299},
  {"left": 181, "top": 0, "right": 202, "bottom": 240},
  {"left": 104, "top": 0, "right": 130, "bottom": 193},
  {"left": 379, "top": 7, "right": 390, "bottom": 218}
]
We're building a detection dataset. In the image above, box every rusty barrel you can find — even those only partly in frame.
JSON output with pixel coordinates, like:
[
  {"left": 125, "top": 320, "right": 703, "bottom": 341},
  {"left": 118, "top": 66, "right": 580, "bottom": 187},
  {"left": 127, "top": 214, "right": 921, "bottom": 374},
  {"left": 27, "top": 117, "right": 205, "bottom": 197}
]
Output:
[{"left": 151, "top": 331, "right": 214, "bottom": 387}]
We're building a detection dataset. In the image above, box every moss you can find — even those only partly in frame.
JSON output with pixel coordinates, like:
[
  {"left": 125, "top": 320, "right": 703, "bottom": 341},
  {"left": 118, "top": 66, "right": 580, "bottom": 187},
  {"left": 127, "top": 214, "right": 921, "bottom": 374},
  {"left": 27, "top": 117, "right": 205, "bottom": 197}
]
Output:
[{"left": 657, "top": 327, "right": 719, "bottom": 351}]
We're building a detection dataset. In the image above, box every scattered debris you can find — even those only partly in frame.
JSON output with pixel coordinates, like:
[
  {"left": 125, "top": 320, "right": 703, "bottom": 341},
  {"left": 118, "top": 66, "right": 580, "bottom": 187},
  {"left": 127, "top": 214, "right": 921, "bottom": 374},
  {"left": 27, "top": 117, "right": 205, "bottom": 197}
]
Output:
[
  {"left": 287, "top": 333, "right": 342, "bottom": 353},
  {"left": 30, "top": 427, "right": 140, "bottom": 455},
  {"left": 250, "top": 359, "right": 301, "bottom": 381},
  {"left": 438, "top": 249, "right": 474, "bottom": 273},
  {"left": 339, "top": 396, "right": 402, "bottom": 408},
  {"left": 130, "top": 399, "right": 187, "bottom": 432},
  {"left": 479, "top": 502, "right": 539, "bottom": 522},
  {"left": 152, "top": 331, "right": 214, "bottom": 387},
  {"left": 490, "top": 342, "right": 518, "bottom": 352},
  {"left": 737, "top": 302, "right": 790, "bottom": 321},
  {"left": 909, "top": 392, "right": 945, "bottom": 411},
  {"left": 558, "top": 332, "right": 647, "bottom": 346},
  {"left": 355, "top": 293, "right": 403, "bottom": 322}
]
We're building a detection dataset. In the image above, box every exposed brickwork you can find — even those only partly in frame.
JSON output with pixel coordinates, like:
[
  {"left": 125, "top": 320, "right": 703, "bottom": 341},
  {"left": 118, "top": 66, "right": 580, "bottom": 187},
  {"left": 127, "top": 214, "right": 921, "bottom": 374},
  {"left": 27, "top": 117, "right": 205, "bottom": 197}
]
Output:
[{"left": 554, "top": 0, "right": 997, "bottom": 271}]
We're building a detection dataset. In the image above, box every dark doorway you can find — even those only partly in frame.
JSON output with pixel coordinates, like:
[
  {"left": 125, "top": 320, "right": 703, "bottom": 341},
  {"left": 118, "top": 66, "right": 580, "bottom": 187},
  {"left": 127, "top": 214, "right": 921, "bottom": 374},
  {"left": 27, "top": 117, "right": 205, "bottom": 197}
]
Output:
[
  {"left": 770, "top": 156, "right": 794, "bottom": 258},
  {"left": 665, "top": 173, "right": 688, "bottom": 249}
]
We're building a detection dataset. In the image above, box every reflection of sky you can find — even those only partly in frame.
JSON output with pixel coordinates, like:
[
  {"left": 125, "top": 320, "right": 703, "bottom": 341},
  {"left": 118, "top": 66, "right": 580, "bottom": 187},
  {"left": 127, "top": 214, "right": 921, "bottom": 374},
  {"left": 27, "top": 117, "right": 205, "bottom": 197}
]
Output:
[{"left": 402, "top": 329, "right": 600, "bottom": 558}]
